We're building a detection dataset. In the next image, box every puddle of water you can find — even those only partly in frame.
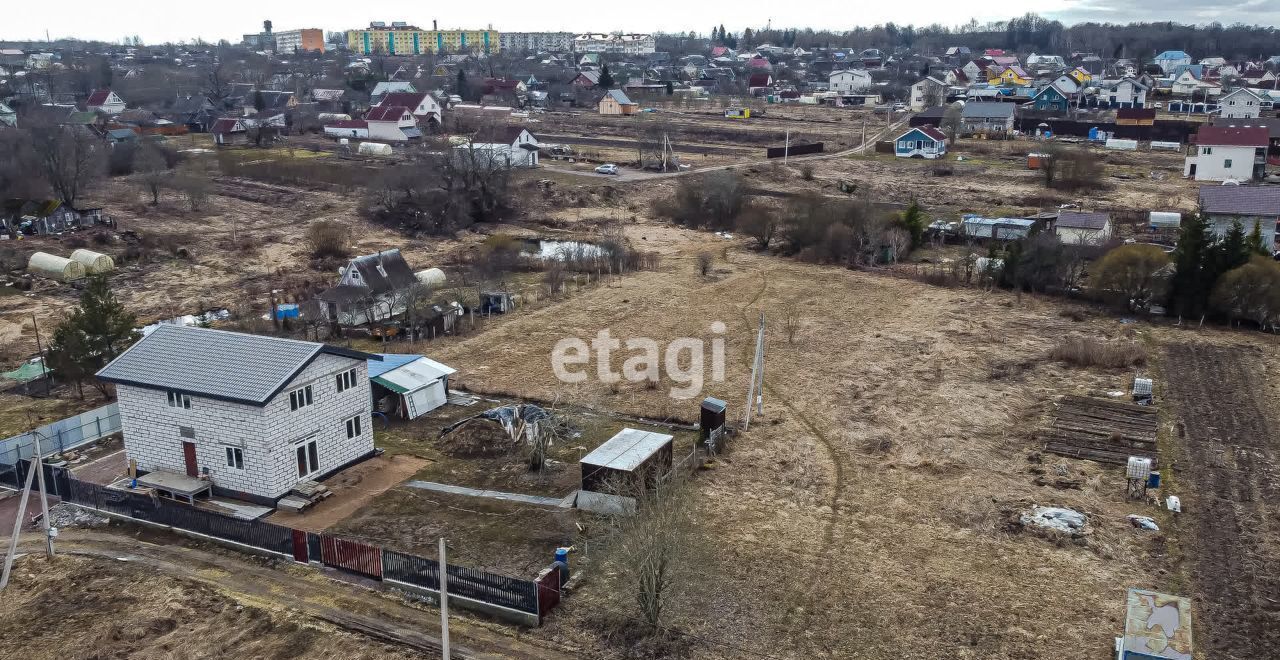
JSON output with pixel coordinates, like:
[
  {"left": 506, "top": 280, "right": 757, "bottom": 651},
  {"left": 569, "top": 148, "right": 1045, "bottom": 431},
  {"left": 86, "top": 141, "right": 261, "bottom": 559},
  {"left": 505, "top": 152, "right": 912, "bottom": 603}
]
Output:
[{"left": 522, "top": 239, "right": 607, "bottom": 261}]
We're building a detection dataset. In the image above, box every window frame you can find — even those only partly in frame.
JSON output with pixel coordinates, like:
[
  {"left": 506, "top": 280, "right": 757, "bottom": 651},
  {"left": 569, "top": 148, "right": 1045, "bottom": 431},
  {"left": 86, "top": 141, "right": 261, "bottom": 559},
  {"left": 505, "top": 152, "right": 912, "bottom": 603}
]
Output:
[
  {"left": 289, "top": 384, "right": 314, "bottom": 411},
  {"left": 345, "top": 414, "right": 363, "bottom": 439},
  {"left": 225, "top": 446, "right": 244, "bottom": 470},
  {"left": 296, "top": 438, "right": 319, "bottom": 478},
  {"left": 167, "top": 390, "right": 191, "bottom": 409},
  {"left": 335, "top": 368, "right": 358, "bottom": 393}
]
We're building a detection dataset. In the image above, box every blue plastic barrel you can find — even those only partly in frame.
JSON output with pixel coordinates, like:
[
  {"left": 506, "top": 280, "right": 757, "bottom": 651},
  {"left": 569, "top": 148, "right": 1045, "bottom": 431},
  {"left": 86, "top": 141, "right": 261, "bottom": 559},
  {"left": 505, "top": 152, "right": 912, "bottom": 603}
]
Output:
[
  {"left": 1147, "top": 472, "right": 1161, "bottom": 489},
  {"left": 554, "top": 547, "right": 569, "bottom": 569}
]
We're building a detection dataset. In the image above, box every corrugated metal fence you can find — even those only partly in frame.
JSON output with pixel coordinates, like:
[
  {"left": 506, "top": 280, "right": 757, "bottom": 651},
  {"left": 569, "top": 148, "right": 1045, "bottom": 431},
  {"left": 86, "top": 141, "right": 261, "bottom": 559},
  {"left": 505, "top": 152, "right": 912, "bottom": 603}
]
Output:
[
  {"left": 0, "top": 402, "right": 120, "bottom": 468},
  {"left": 56, "top": 471, "right": 551, "bottom": 619}
]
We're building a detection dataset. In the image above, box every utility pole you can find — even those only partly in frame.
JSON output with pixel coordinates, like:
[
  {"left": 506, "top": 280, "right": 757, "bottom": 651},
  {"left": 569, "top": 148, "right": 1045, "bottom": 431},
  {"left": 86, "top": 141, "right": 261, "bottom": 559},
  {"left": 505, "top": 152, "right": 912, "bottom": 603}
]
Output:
[
  {"left": 439, "top": 537, "right": 451, "bottom": 660},
  {"left": 31, "top": 431, "right": 53, "bottom": 558},
  {"left": 783, "top": 129, "right": 790, "bottom": 164},
  {"left": 31, "top": 314, "right": 49, "bottom": 395},
  {"left": 0, "top": 455, "right": 39, "bottom": 591}
]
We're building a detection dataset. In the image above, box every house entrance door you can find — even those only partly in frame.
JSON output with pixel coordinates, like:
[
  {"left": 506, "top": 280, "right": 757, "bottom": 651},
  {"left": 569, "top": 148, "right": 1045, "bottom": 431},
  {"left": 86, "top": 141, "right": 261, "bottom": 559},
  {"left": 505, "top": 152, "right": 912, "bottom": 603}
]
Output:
[{"left": 182, "top": 441, "right": 198, "bottom": 476}]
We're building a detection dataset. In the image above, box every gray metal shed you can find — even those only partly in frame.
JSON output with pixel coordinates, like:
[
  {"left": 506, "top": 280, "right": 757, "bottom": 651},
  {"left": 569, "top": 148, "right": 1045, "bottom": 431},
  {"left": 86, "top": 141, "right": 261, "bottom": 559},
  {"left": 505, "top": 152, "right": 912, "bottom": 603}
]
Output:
[{"left": 579, "top": 428, "right": 674, "bottom": 493}]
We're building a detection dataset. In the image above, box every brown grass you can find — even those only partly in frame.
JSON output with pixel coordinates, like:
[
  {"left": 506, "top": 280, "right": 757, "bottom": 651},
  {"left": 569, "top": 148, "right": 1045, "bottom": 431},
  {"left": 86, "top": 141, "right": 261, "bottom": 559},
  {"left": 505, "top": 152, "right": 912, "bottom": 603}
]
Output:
[{"left": 1050, "top": 337, "right": 1147, "bottom": 369}]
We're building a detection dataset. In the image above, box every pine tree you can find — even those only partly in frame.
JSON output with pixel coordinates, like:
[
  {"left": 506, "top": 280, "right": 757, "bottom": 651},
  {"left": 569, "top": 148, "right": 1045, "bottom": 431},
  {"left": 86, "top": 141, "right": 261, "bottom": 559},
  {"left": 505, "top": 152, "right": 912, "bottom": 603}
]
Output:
[
  {"left": 897, "top": 200, "right": 926, "bottom": 249},
  {"left": 47, "top": 275, "right": 140, "bottom": 399},
  {"left": 252, "top": 88, "right": 265, "bottom": 112},
  {"left": 598, "top": 63, "right": 614, "bottom": 88},
  {"left": 1168, "top": 210, "right": 1212, "bottom": 319},
  {"left": 456, "top": 69, "right": 467, "bottom": 93},
  {"left": 1245, "top": 221, "right": 1268, "bottom": 256}
]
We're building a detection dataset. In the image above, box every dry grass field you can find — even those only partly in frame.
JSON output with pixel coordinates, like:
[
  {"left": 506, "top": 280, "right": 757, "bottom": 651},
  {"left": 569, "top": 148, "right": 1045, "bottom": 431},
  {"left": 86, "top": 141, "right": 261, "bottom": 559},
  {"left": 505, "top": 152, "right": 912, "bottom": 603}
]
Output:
[{"left": 0, "top": 116, "right": 1273, "bottom": 659}]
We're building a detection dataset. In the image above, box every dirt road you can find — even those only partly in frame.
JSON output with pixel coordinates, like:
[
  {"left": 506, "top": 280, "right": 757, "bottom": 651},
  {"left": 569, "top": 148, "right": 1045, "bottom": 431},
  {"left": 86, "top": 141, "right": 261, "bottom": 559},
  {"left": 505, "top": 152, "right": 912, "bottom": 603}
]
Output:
[
  {"left": 6, "top": 528, "right": 572, "bottom": 659},
  {"left": 1162, "top": 342, "right": 1280, "bottom": 659},
  {"left": 549, "top": 113, "right": 913, "bottom": 182}
]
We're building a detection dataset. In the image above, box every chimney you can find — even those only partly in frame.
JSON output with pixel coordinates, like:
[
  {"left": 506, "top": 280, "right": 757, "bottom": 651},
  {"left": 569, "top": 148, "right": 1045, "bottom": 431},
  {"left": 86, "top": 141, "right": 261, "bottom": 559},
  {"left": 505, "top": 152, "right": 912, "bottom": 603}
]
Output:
[{"left": 433, "top": 19, "right": 438, "bottom": 31}]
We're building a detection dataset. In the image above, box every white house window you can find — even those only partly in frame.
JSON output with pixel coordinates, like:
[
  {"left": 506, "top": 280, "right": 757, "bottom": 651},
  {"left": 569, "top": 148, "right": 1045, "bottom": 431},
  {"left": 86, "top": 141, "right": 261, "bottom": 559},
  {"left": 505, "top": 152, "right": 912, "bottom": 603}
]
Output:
[
  {"left": 345, "top": 415, "right": 363, "bottom": 439},
  {"left": 167, "top": 391, "right": 191, "bottom": 409},
  {"left": 225, "top": 447, "right": 244, "bottom": 470},
  {"left": 296, "top": 438, "right": 319, "bottom": 478},
  {"left": 289, "top": 385, "right": 313, "bottom": 411},
  {"left": 1203, "top": 147, "right": 1213, "bottom": 155},
  {"left": 335, "top": 368, "right": 358, "bottom": 393},
  {"left": 1224, "top": 159, "right": 1233, "bottom": 168}
]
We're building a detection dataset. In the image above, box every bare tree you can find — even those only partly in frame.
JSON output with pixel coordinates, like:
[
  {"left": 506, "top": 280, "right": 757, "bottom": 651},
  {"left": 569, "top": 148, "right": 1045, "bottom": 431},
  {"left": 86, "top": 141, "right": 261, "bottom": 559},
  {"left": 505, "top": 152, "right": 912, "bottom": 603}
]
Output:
[
  {"left": 782, "top": 301, "right": 801, "bottom": 343},
  {"left": 696, "top": 251, "right": 713, "bottom": 276},
  {"left": 27, "top": 122, "right": 104, "bottom": 207},
  {"left": 135, "top": 141, "right": 172, "bottom": 205},
  {"left": 172, "top": 164, "right": 212, "bottom": 211},
  {"left": 736, "top": 202, "right": 779, "bottom": 249},
  {"left": 593, "top": 473, "right": 697, "bottom": 631}
]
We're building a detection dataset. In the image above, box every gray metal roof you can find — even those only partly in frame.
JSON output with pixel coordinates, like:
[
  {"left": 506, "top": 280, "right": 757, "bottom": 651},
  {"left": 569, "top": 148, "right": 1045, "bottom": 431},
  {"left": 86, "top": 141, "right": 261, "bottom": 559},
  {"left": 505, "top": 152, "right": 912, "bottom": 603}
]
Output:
[
  {"left": 1057, "top": 210, "right": 1110, "bottom": 230},
  {"left": 1198, "top": 185, "right": 1280, "bottom": 217},
  {"left": 96, "top": 325, "right": 374, "bottom": 405},
  {"left": 961, "top": 102, "right": 1016, "bottom": 119},
  {"left": 580, "top": 428, "right": 673, "bottom": 472}
]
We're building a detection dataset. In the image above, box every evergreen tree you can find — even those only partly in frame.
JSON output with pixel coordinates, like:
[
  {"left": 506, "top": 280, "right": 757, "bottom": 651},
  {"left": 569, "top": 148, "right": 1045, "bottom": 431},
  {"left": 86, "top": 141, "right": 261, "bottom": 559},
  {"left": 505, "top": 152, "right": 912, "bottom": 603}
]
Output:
[
  {"left": 896, "top": 200, "right": 926, "bottom": 249},
  {"left": 665, "top": 80, "right": 674, "bottom": 95},
  {"left": 1245, "top": 221, "right": 1268, "bottom": 256},
  {"left": 252, "top": 88, "right": 265, "bottom": 112},
  {"left": 456, "top": 69, "right": 467, "bottom": 93},
  {"left": 1168, "top": 210, "right": 1213, "bottom": 319},
  {"left": 598, "top": 63, "right": 614, "bottom": 88},
  {"left": 47, "top": 275, "right": 140, "bottom": 399},
  {"left": 1214, "top": 220, "right": 1250, "bottom": 274}
]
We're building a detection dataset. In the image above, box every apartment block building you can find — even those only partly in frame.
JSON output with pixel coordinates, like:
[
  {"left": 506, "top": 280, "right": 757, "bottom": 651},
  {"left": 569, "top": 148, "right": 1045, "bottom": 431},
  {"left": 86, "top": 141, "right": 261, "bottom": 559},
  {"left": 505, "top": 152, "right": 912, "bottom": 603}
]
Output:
[
  {"left": 274, "top": 28, "right": 325, "bottom": 54},
  {"left": 348, "top": 21, "right": 498, "bottom": 55},
  {"left": 499, "top": 32, "right": 574, "bottom": 53}
]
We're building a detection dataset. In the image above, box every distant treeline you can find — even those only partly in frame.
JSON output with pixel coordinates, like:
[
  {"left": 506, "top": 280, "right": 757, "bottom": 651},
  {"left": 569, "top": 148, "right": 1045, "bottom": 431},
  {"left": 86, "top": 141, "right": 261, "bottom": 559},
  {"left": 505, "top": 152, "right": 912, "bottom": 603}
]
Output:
[{"left": 660, "top": 14, "right": 1280, "bottom": 62}]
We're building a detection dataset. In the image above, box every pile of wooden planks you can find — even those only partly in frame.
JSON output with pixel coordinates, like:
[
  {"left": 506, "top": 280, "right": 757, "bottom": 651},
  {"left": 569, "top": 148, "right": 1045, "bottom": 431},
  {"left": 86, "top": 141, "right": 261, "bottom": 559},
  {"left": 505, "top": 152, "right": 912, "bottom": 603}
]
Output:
[
  {"left": 1040, "top": 395, "right": 1160, "bottom": 466},
  {"left": 277, "top": 480, "right": 333, "bottom": 513}
]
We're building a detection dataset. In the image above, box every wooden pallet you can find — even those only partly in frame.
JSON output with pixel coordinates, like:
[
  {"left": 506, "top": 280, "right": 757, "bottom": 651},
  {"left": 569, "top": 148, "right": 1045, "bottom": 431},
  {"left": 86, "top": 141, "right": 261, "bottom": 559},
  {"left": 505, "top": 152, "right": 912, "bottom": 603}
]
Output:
[{"left": 1041, "top": 396, "right": 1160, "bottom": 466}]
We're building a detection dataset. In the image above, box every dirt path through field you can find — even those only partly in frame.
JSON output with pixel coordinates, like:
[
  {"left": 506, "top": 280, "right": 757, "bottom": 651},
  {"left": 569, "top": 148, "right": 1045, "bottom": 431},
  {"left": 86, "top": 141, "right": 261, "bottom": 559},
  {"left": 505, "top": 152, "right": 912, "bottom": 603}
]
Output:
[{"left": 1162, "top": 342, "right": 1280, "bottom": 659}]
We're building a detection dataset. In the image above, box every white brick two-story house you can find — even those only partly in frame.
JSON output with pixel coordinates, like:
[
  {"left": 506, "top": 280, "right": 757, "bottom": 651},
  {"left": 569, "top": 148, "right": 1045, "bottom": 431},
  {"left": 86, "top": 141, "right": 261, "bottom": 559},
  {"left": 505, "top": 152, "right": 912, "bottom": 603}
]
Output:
[{"left": 97, "top": 325, "right": 379, "bottom": 505}]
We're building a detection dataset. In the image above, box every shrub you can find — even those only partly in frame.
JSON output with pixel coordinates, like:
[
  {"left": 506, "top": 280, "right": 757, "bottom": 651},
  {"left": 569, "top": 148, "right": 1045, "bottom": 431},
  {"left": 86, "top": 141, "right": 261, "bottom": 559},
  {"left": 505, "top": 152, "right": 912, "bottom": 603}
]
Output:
[
  {"left": 799, "top": 164, "right": 815, "bottom": 180},
  {"left": 306, "top": 220, "right": 351, "bottom": 260},
  {"left": 1050, "top": 338, "right": 1146, "bottom": 369},
  {"left": 697, "top": 251, "right": 713, "bottom": 276}
]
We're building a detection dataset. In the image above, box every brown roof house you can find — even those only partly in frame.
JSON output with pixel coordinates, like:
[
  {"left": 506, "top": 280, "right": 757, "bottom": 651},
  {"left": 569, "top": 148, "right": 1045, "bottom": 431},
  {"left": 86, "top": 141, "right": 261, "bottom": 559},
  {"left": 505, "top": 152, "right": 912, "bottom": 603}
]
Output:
[
  {"left": 86, "top": 89, "right": 126, "bottom": 114},
  {"left": 317, "top": 249, "right": 421, "bottom": 326}
]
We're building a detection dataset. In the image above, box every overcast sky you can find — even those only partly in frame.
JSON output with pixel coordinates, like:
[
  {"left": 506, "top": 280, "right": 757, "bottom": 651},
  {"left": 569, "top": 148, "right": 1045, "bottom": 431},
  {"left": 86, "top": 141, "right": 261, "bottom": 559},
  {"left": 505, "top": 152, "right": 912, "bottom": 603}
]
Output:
[{"left": 4, "top": 1, "right": 1279, "bottom": 44}]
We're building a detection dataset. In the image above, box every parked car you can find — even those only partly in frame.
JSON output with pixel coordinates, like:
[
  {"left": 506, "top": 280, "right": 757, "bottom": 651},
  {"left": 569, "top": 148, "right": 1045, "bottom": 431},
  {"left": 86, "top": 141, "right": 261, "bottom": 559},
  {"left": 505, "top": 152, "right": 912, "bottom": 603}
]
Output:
[
  {"left": 892, "top": 102, "right": 906, "bottom": 112},
  {"left": 1152, "top": 102, "right": 1164, "bottom": 110},
  {"left": 595, "top": 164, "right": 619, "bottom": 175}
]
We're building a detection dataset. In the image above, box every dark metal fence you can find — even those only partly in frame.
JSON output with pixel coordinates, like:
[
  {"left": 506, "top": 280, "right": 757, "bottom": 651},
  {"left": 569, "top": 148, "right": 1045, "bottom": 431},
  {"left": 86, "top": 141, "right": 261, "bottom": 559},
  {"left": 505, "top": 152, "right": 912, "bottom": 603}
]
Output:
[
  {"left": 383, "top": 548, "right": 539, "bottom": 613},
  {"left": 65, "top": 478, "right": 295, "bottom": 555},
  {"left": 55, "top": 473, "right": 548, "bottom": 617},
  {"left": 766, "top": 142, "right": 824, "bottom": 158}
]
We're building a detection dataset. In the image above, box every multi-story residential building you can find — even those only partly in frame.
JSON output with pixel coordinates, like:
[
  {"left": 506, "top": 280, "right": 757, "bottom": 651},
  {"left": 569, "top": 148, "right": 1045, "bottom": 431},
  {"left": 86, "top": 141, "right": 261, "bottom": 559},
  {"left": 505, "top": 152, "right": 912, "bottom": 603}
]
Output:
[
  {"left": 499, "top": 32, "right": 573, "bottom": 53},
  {"left": 274, "top": 28, "right": 325, "bottom": 54},
  {"left": 1219, "top": 88, "right": 1265, "bottom": 119},
  {"left": 348, "top": 21, "right": 498, "bottom": 55},
  {"left": 573, "top": 33, "right": 656, "bottom": 55},
  {"left": 96, "top": 325, "right": 378, "bottom": 505},
  {"left": 1183, "top": 126, "right": 1268, "bottom": 182}
]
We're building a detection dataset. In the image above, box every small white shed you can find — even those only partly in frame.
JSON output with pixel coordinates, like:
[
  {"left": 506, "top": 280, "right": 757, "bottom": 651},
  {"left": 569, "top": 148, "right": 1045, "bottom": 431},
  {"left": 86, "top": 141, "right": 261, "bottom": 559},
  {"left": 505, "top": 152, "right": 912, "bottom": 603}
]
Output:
[{"left": 368, "top": 354, "right": 456, "bottom": 419}]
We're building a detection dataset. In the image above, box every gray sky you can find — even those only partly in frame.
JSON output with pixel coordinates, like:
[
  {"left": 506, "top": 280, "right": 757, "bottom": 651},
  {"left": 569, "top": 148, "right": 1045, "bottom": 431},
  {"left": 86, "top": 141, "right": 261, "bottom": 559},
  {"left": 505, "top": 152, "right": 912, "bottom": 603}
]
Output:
[{"left": 3, "top": 1, "right": 1278, "bottom": 44}]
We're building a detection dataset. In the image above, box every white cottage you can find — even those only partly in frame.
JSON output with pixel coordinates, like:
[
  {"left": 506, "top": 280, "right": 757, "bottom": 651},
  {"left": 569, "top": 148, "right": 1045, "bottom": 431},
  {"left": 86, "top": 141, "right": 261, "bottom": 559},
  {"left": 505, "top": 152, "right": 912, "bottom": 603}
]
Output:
[
  {"left": 97, "top": 325, "right": 378, "bottom": 505},
  {"left": 829, "top": 69, "right": 873, "bottom": 94},
  {"left": 1219, "top": 88, "right": 1265, "bottom": 119}
]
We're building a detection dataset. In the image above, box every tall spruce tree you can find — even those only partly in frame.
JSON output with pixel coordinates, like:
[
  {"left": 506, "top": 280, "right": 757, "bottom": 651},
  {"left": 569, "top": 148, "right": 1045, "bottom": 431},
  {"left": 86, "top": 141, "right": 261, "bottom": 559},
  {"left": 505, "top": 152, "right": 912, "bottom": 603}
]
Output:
[{"left": 1168, "top": 210, "right": 1213, "bottom": 319}]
